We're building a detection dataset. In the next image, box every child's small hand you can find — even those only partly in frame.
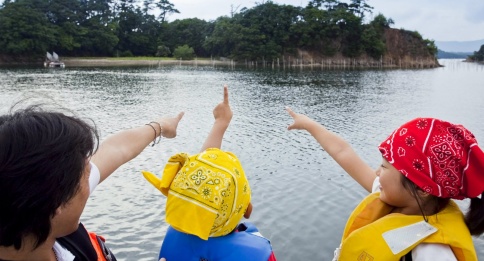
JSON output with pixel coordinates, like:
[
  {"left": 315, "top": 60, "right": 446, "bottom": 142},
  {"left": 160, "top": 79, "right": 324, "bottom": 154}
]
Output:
[
  {"left": 155, "top": 112, "right": 185, "bottom": 139},
  {"left": 286, "top": 107, "right": 313, "bottom": 131},
  {"left": 213, "top": 85, "right": 233, "bottom": 126}
]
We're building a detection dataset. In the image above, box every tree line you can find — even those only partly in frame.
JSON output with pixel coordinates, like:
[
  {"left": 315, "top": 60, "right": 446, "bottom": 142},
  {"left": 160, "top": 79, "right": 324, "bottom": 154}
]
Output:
[
  {"left": 469, "top": 45, "right": 484, "bottom": 62},
  {"left": 0, "top": 0, "right": 437, "bottom": 61}
]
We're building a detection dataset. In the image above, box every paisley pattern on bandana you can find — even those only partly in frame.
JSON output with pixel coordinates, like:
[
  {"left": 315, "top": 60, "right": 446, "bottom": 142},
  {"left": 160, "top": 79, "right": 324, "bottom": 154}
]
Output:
[
  {"left": 146, "top": 148, "right": 251, "bottom": 240},
  {"left": 378, "top": 118, "right": 484, "bottom": 199}
]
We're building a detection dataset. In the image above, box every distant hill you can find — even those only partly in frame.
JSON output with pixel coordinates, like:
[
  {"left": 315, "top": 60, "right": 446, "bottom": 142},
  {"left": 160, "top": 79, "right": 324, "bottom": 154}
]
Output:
[
  {"left": 437, "top": 49, "right": 472, "bottom": 59},
  {"left": 435, "top": 39, "right": 484, "bottom": 52}
]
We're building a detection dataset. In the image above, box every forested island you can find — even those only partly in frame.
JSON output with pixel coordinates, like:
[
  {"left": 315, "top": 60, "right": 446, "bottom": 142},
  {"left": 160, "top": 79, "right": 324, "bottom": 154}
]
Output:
[
  {"left": 467, "top": 45, "right": 484, "bottom": 63},
  {"left": 0, "top": 0, "right": 439, "bottom": 68}
]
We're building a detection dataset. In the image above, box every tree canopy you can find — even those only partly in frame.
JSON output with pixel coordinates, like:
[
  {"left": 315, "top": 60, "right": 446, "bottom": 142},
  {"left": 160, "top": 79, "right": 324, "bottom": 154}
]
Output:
[
  {"left": 0, "top": 0, "right": 436, "bottom": 61},
  {"left": 469, "top": 45, "right": 484, "bottom": 62}
]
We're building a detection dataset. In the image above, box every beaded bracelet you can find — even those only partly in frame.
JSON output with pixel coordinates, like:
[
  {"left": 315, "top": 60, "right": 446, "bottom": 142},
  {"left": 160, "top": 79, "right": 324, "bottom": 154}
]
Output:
[
  {"left": 145, "top": 123, "right": 158, "bottom": 147},
  {"left": 149, "top": 121, "right": 163, "bottom": 145}
]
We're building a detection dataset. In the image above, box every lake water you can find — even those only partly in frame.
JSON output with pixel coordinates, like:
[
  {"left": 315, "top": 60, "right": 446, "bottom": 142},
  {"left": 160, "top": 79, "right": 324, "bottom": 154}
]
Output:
[{"left": 1, "top": 59, "right": 483, "bottom": 260}]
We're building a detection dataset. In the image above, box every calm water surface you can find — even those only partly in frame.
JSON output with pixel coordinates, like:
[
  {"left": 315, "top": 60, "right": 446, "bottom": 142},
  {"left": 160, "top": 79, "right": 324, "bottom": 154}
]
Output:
[{"left": 1, "top": 60, "right": 483, "bottom": 260}]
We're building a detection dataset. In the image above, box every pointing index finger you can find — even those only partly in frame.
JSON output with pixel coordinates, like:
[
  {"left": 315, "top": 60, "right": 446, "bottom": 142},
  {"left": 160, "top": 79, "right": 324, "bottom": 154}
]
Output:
[
  {"left": 286, "top": 106, "right": 296, "bottom": 117},
  {"left": 223, "top": 84, "right": 229, "bottom": 104}
]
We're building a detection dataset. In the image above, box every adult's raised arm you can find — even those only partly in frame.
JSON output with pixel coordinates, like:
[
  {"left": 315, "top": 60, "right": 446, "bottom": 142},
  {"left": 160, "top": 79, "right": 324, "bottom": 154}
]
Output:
[{"left": 91, "top": 112, "right": 184, "bottom": 183}]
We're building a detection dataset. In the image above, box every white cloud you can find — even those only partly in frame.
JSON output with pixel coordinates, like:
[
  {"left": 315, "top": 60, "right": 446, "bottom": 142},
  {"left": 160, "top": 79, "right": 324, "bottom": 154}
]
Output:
[
  {"left": 349, "top": 0, "right": 484, "bottom": 41},
  {"left": 465, "top": 3, "right": 484, "bottom": 24},
  {"left": 168, "top": 0, "right": 309, "bottom": 21},
  {"left": 167, "top": 0, "right": 484, "bottom": 41},
  {"left": 4, "top": 0, "right": 480, "bottom": 41}
]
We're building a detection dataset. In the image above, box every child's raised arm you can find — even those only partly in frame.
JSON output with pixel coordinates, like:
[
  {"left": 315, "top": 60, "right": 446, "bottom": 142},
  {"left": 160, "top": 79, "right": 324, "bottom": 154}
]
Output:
[
  {"left": 200, "top": 85, "right": 233, "bottom": 152},
  {"left": 286, "top": 107, "right": 376, "bottom": 192}
]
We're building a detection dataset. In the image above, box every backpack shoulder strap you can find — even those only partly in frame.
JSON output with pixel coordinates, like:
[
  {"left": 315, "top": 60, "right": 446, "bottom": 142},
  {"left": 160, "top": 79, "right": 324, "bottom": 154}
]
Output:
[{"left": 56, "top": 223, "right": 99, "bottom": 261}]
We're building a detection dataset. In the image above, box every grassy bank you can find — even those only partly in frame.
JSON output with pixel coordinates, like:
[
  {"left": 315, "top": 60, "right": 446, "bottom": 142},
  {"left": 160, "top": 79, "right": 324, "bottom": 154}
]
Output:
[
  {"left": 1, "top": 56, "right": 441, "bottom": 69},
  {"left": 63, "top": 57, "right": 232, "bottom": 67}
]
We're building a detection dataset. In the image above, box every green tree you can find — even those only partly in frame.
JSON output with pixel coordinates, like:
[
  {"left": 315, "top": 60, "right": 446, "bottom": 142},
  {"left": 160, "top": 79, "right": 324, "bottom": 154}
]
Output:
[
  {"left": 79, "top": 18, "right": 119, "bottom": 56},
  {"left": 41, "top": 0, "right": 89, "bottom": 53},
  {"left": 114, "top": 0, "right": 160, "bottom": 56},
  {"left": 155, "top": 0, "right": 179, "bottom": 22},
  {"left": 348, "top": 0, "right": 373, "bottom": 18},
  {"left": 77, "top": 0, "right": 118, "bottom": 56},
  {"left": 361, "top": 13, "right": 392, "bottom": 59},
  {"left": 474, "top": 44, "right": 484, "bottom": 62},
  {"left": 142, "top": 0, "right": 178, "bottom": 22},
  {"left": 156, "top": 44, "right": 170, "bottom": 56},
  {"left": 291, "top": 7, "right": 338, "bottom": 55},
  {"left": 204, "top": 16, "right": 244, "bottom": 58},
  {"left": 370, "top": 13, "right": 394, "bottom": 31},
  {"left": 229, "top": 2, "right": 302, "bottom": 61},
  {"left": 297, "top": 1, "right": 366, "bottom": 57},
  {"left": 161, "top": 18, "right": 211, "bottom": 57},
  {"left": 471, "top": 45, "right": 484, "bottom": 61},
  {"left": 361, "top": 26, "right": 385, "bottom": 59},
  {"left": 173, "top": 44, "right": 195, "bottom": 60},
  {"left": 0, "top": 0, "right": 440, "bottom": 62},
  {"left": 424, "top": 39, "right": 438, "bottom": 57},
  {"left": 324, "top": 3, "right": 364, "bottom": 57},
  {"left": 0, "top": 1, "right": 57, "bottom": 56}
]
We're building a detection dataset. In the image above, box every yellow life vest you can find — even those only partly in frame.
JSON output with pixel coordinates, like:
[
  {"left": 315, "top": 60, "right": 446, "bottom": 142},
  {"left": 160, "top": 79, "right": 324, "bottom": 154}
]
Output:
[{"left": 337, "top": 192, "right": 477, "bottom": 261}]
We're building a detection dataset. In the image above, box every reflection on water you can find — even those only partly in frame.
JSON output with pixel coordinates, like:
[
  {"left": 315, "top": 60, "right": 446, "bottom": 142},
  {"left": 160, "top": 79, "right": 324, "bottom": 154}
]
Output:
[{"left": 1, "top": 59, "right": 483, "bottom": 260}]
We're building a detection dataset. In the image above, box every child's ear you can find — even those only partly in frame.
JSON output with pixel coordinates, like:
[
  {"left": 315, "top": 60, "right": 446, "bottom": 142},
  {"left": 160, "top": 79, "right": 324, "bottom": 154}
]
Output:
[
  {"left": 243, "top": 202, "right": 253, "bottom": 219},
  {"left": 417, "top": 189, "right": 430, "bottom": 198}
]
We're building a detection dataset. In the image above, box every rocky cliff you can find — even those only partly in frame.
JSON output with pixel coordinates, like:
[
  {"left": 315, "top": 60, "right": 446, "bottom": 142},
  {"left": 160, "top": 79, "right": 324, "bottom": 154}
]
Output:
[
  {"left": 382, "top": 28, "right": 439, "bottom": 68},
  {"left": 285, "top": 28, "right": 440, "bottom": 69}
]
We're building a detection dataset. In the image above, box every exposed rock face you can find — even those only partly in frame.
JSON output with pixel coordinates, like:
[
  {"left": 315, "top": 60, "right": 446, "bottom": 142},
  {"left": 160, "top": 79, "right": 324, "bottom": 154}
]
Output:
[
  {"left": 382, "top": 28, "right": 440, "bottom": 68},
  {"left": 283, "top": 28, "right": 440, "bottom": 69}
]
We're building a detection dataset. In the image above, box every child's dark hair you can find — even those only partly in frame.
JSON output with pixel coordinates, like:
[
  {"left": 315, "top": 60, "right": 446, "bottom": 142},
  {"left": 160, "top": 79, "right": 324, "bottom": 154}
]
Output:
[
  {"left": 401, "top": 176, "right": 449, "bottom": 221},
  {"left": 0, "top": 105, "right": 99, "bottom": 250},
  {"left": 402, "top": 176, "right": 484, "bottom": 236},
  {"left": 465, "top": 194, "right": 484, "bottom": 236}
]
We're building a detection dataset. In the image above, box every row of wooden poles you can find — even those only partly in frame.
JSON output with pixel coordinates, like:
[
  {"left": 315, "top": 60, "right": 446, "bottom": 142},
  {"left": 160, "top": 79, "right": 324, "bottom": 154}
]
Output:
[{"left": 171, "top": 57, "right": 439, "bottom": 69}]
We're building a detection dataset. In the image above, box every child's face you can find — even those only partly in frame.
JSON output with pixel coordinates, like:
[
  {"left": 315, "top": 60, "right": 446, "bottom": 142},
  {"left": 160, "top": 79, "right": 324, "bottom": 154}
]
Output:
[{"left": 376, "top": 159, "right": 418, "bottom": 211}]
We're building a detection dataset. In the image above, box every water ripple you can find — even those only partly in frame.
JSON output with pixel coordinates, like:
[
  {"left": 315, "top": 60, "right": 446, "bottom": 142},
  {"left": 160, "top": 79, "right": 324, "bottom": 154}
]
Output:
[{"left": 1, "top": 60, "right": 483, "bottom": 260}]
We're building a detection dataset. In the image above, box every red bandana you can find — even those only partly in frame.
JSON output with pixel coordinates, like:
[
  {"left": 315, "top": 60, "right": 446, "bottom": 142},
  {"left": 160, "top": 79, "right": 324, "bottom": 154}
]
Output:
[{"left": 378, "top": 118, "right": 484, "bottom": 199}]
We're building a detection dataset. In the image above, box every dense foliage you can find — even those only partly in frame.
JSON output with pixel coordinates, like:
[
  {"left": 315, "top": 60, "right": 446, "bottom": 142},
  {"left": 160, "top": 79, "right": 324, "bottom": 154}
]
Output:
[
  {"left": 173, "top": 44, "right": 194, "bottom": 60},
  {"left": 469, "top": 45, "right": 484, "bottom": 62},
  {"left": 0, "top": 0, "right": 435, "bottom": 61}
]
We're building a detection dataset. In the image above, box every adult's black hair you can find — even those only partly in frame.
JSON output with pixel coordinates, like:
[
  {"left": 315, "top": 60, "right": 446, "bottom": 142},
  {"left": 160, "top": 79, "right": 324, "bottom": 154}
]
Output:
[{"left": 0, "top": 105, "right": 99, "bottom": 250}]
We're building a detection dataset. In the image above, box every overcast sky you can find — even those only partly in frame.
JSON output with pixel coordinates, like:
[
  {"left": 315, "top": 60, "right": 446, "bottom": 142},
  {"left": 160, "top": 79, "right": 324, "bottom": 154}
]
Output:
[{"left": 166, "top": 0, "right": 484, "bottom": 42}]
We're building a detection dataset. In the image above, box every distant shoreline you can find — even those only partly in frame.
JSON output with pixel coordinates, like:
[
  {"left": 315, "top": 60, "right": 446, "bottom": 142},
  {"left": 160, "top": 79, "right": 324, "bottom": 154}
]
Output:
[
  {"left": 0, "top": 56, "right": 234, "bottom": 67},
  {"left": 63, "top": 57, "right": 232, "bottom": 67},
  {"left": 1, "top": 56, "right": 444, "bottom": 69},
  {"left": 64, "top": 57, "right": 442, "bottom": 69}
]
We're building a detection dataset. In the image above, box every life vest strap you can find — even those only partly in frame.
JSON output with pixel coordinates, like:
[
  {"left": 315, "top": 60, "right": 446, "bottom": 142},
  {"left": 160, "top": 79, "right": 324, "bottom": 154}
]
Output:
[{"left": 88, "top": 232, "right": 114, "bottom": 261}]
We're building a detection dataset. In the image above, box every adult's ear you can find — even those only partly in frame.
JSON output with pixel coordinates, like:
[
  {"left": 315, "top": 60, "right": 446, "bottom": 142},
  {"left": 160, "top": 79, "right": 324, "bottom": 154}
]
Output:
[
  {"left": 244, "top": 202, "right": 253, "bottom": 219},
  {"left": 54, "top": 206, "right": 62, "bottom": 216}
]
